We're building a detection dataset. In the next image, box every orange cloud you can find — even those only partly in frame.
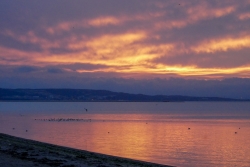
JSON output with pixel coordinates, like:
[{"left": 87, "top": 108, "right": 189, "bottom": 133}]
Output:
[
  {"left": 45, "top": 11, "right": 165, "bottom": 35},
  {"left": 150, "top": 64, "right": 250, "bottom": 78},
  {"left": 155, "top": 3, "right": 235, "bottom": 30},
  {"left": 192, "top": 35, "right": 250, "bottom": 53},
  {"left": 86, "top": 32, "right": 146, "bottom": 53},
  {"left": 45, "top": 16, "right": 123, "bottom": 35},
  {"left": 37, "top": 31, "right": 174, "bottom": 67},
  {"left": 187, "top": 5, "right": 235, "bottom": 18},
  {"left": 238, "top": 12, "right": 250, "bottom": 20},
  {"left": 3, "top": 30, "right": 61, "bottom": 50},
  {"left": 66, "top": 32, "right": 149, "bottom": 62},
  {"left": 88, "top": 16, "right": 121, "bottom": 26},
  {"left": 0, "top": 46, "right": 44, "bottom": 66},
  {"left": 34, "top": 47, "right": 250, "bottom": 78}
]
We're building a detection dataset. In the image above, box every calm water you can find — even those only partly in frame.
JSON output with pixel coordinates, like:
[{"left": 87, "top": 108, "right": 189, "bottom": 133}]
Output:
[{"left": 0, "top": 102, "right": 250, "bottom": 167}]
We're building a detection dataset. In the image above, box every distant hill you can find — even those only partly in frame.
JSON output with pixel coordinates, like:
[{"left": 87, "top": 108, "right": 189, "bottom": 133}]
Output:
[{"left": 0, "top": 88, "right": 249, "bottom": 102}]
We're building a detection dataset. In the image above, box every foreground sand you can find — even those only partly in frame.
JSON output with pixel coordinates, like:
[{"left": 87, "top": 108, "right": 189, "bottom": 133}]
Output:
[{"left": 0, "top": 133, "right": 173, "bottom": 167}]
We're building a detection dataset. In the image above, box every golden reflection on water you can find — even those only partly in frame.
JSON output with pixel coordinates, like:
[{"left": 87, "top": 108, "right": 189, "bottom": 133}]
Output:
[{"left": 1, "top": 114, "right": 250, "bottom": 167}]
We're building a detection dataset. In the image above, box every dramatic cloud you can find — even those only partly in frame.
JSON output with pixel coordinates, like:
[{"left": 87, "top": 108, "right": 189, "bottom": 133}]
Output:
[{"left": 1, "top": 0, "right": 250, "bottom": 97}]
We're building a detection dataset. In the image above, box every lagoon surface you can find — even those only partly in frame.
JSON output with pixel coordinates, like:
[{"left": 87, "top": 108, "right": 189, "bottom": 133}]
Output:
[{"left": 1, "top": 102, "right": 250, "bottom": 167}]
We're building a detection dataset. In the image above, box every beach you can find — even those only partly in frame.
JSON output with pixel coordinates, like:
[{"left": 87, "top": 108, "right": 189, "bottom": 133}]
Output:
[{"left": 0, "top": 133, "right": 172, "bottom": 167}]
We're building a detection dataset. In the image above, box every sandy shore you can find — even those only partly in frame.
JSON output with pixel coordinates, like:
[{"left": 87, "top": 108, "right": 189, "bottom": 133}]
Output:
[{"left": 0, "top": 133, "right": 174, "bottom": 167}]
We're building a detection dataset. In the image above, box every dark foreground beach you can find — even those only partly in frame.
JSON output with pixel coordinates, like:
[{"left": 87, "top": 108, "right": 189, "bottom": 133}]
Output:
[{"left": 0, "top": 133, "right": 173, "bottom": 167}]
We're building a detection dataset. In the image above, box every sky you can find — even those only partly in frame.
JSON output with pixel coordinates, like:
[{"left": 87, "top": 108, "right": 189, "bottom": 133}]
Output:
[{"left": 1, "top": 0, "right": 250, "bottom": 98}]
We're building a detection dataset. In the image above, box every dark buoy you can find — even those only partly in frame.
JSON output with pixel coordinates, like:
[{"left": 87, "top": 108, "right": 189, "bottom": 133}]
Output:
[
  {"left": 235, "top": 132, "right": 237, "bottom": 134},
  {"left": 188, "top": 128, "right": 190, "bottom": 130}
]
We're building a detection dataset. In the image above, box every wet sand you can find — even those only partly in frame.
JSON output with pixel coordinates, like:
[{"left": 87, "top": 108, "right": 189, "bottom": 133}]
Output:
[{"left": 0, "top": 133, "right": 173, "bottom": 167}]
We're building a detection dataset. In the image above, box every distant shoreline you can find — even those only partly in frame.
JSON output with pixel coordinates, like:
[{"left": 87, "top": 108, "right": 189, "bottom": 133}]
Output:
[
  {"left": 1, "top": 88, "right": 249, "bottom": 102},
  {"left": 0, "top": 133, "right": 172, "bottom": 167}
]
